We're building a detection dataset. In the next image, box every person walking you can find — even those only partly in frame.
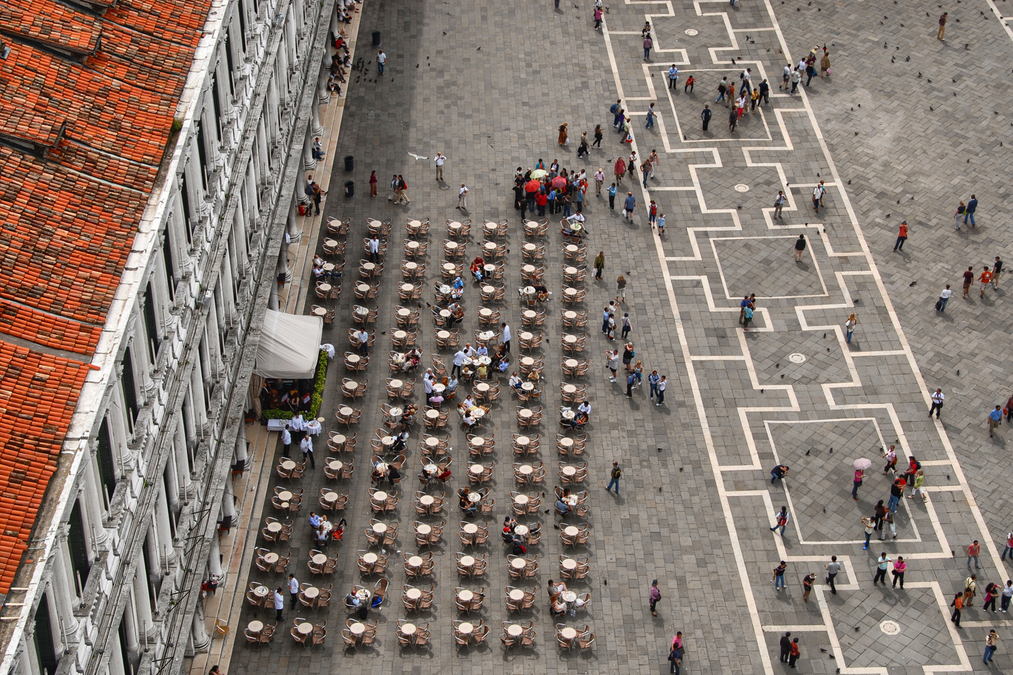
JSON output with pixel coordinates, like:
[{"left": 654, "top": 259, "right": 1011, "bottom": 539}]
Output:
[
  {"left": 645, "top": 103, "right": 656, "bottom": 130},
  {"left": 621, "top": 313, "right": 632, "bottom": 340},
  {"left": 938, "top": 12, "right": 948, "bottom": 40},
  {"left": 874, "top": 500, "right": 887, "bottom": 532},
  {"left": 606, "top": 461, "right": 622, "bottom": 494},
  {"left": 929, "top": 388, "right": 945, "bottom": 418},
  {"left": 668, "top": 64, "right": 679, "bottom": 89},
  {"left": 369, "top": 170, "right": 378, "bottom": 197},
  {"left": 779, "top": 632, "right": 792, "bottom": 663},
  {"left": 728, "top": 106, "right": 738, "bottom": 133},
  {"left": 593, "top": 125, "right": 604, "bottom": 148},
  {"left": 792, "top": 233, "right": 807, "bottom": 262},
  {"left": 614, "top": 157, "right": 626, "bottom": 184},
  {"left": 769, "top": 506, "right": 790, "bottom": 536},
  {"left": 965, "top": 574, "right": 978, "bottom": 606},
  {"left": 501, "top": 323, "right": 511, "bottom": 352},
  {"left": 950, "top": 592, "right": 964, "bottom": 627},
  {"left": 853, "top": 467, "right": 864, "bottom": 500},
  {"left": 558, "top": 122, "right": 569, "bottom": 146},
  {"left": 993, "top": 256, "right": 1003, "bottom": 288},
  {"left": 610, "top": 99, "right": 623, "bottom": 129},
  {"left": 893, "top": 221, "right": 908, "bottom": 251},
  {"left": 281, "top": 424, "right": 292, "bottom": 458},
  {"left": 788, "top": 638, "right": 800, "bottom": 668},
  {"left": 594, "top": 168, "right": 605, "bottom": 195},
  {"left": 626, "top": 371, "right": 636, "bottom": 397},
  {"left": 649, "top": 579, "right": 662, "bottom": 615},
  {"left": 888, "top": 478, "right": 904, "bottom": 513},
  {"left": 862, "top": 515, "right": 875, "bottom": 550},
  {"left": 825, "top": 555, "right": 841, "bottom": 595},
  {"left": 873, "top": 553, "right": 891, "bottom": 586},
  {"left": 641, "top": 161, "right": 650, "bottom": 188},
  {"left": 657, "top": 212, "right": 666, "bottom": 236},
  {"left": 845, "top": 312, "right": 857, "bottom": 343},
  {"left": 377, "top": 49, "right": 386, "bottom": 74},
  {"left": 984, "top": 629, "right": 999, "bottom": 664},
  {"left": 790, "top": 67, "right": 801, "bottom": 94},
  {"left": 980, "top": 266, "right": 993, "bottom": 298},
  {"left": 594, "top": 251, "right": 605, "bottom": 280},
  {"left": 882, "top": 445, "right": 898, "bottom": 475},
  {"left": 742, "top": 302, "right": 754, "bottom": 331},
  {"left": 396, "top": 174, "right": 410, "bottom": 204},
  {"left": 965, "top": 194, "right": 977, "bottom": 226},
  {"left": 606, "top": 349, "right": 619, "bottom": 382},
  {"left": 954, "top": 200, "right": 966, "bottom": 228},
  {"left": 802, "top": 572, "right": 816, "bottom": 603},
  {"left": 668, "top": 642, "right": 682, "bottom": 674},
  {"left": 608, "top": 182, "right": 617, "bottom": 211},
  {"left": 434, "top": 152, "right": 446, "bottom": 181},
  {"left": 891, "top": 556, "right": 907, "bottom": 588},
  {"left": 936, "top": 285, "right": 952, "bottom": 312},
  {"left": 820, "top": 50, "right": 831, "bottom": 77},
  {"left": 1002, "top": 530, "right": 1013, "bottom": 561},
  {"left": 910, "top": 470, "right": 927, "bottom": 500},
  {"left": 300, "top": 433, "right": 315, "bottom": 468},
  {"left": 643, "top": 34, "right": 653, "bottom": 60},
  {"left": 685, "top": 74, "right": 695, "bottom": 93},
  {"left": 701, "top": 104, "right": 712, "bottom": 131},
  {"left": 616, "top": 274, "right": 627, "bottom": 302},
  {"left": 773, "top": 560, "right": 787, "bottom": 591},
  {"left": 962, "top": 266, "right": 975, "bottom": 298},
  {"left": 716, "top": 77, "right": 728, "bottom": 105},
  {"left": 1002, "top": 580, "right": 1013, "bottom": 613},
  {"left": 774, "top": 191, "right": 786, "bottom": 218},
  {"left": 968, "top": 540, "right": 982, "bottom": 571},
  {"left": 457, "top": 183, "right": 469, "bottom": 210},
  {"left": 656, "top": 375, "right": 666, "bottom": 406},
  {"left": 989, "top": 406, "right": 1003, "bottom": 438}
]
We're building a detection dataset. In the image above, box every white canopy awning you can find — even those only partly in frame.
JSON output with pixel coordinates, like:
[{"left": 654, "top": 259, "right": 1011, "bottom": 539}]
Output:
[{"left": 253, "top": 310, "right": 324, "bottom": 379}]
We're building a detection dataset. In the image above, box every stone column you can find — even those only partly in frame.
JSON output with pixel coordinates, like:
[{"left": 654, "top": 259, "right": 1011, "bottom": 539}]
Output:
[
  {"left": 302, "top": 132, "right": 317, "bottom": 171},
  {"left": 132, "top": 562, "right": 155, "bottom": 643},
  {"left": 191, "top": 600, "right": 211, "bottom": 653},
  {"left": 155, "top": 482, "right": 176, "bottom": 565},
  {"left": 52, "top": 540, "right": 80, "bottom": 632},
  {"left": 123, "top": 590, "right": 141, "bottom": 658},
  {"left": 318, "top": 63, "right": 331, "bottom": 106},
  {"left": 82, "top": 459, "right": 109, "bottom": 545},
  {"left": 312, "top": 98, "right": 323, "bottom": 136}
]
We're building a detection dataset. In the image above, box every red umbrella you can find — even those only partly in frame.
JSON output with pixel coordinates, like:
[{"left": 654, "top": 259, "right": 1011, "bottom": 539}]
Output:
[
  {"left": 551, "top": 176, "right": 568, "bottom": 189},
  {"left": 525, "top": 180, "right": 541, "bottom": 193}
]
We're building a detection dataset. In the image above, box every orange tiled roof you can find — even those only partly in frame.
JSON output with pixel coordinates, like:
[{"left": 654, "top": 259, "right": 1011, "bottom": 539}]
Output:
[
  {"left": 0, "top": 344, "right": 89, "bottom": 593},
  {"left": 0, "top": 0, "right": 214, "bottom": 594}
]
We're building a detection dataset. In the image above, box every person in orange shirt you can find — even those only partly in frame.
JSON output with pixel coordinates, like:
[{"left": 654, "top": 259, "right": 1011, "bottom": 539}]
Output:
[
  {"left": 980, "top": 266, "right": 993, "bottom": 298},
  {"left": 893, "top": 221, "right": 908, "bottom": 251}
]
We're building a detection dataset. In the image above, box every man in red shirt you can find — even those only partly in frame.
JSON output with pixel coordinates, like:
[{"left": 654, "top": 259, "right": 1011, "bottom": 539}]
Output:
[
  {"left": 979, "top": 266, "right": 993, "bottom": 298},
  {"left": 893, "top": 221, "right": 908, "bottom": 251}
]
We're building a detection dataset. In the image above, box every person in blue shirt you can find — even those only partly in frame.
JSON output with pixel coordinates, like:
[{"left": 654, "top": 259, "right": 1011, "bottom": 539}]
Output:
[
  {"left": 668, "top": 64, "right": 679, "bottom": 90},
  {"left": 607, "top": 183, "right": 617, "bottom": 211},
  {"left": 964, "top": 194, "right": 977, "bottom": 226},
  {"left": 989, "top": 405, "right": 1003, "bottom": 437},
  {"left": 622, "top": 192, "right": 636, "bottom": 220},
  {"left": 657, "top": 213, "right": 666, "bottom": 236}
]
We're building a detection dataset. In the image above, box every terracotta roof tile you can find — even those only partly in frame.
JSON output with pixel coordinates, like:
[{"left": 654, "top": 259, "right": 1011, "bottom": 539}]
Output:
[
  {"left": 0, "top": 0, "right": 101, "bottom": 55},
  {"left": 0, "top": 344, "right": 89, "bottom": 593}
]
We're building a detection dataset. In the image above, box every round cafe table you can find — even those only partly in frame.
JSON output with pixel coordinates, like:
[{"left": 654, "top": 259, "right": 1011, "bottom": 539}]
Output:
[
  {"left": 277, "top": 490, "right": 292, "bottom": 502},
  {"left": 562, "top": 384, "right": 577, "bottom": 395},
  {"left": 298, "top": 622, "right": 314, "bottom": 635},
  {"left": 324, "top": 238, "right": 338, "bottom": 248},
  {"left": 424, "top": 463, "right": 437, "bottom": 474},
  {"left": 482, "top": 285, "right": 495, "bottom": 294},
  {"left": 303, "top": 587, "right": 319, "bottom": 600},
  {"left": 563, "top": 335, "right": 577, "bottom": 345},
  {"left": 362, "top": 552, "right": 378, "bottom": 564},
  {"left": 515, "top": 436, "right": 530, "bottom": 447},
  {"left": 470, "top": 436, "right": 485, "bottom": 447},
  {"left": 525, "top": 220, "right": 539, "bottom": 228},
  {"left": 331, "top": 433, "right": 346, "bottom": 445},
  {"left": 518, "top": 465, "right": 533, "bottom": 475},
  {"left": 439, "top": 309, "right": 451, "bottom": 319},
  {"left": 401, "top": 283, "right": 414, "bottom": 293},
  {"left": 372, "top": 522, "right": 388, "bottom": 534},
  {"left": 561, "top": 410, "right": 575, "bottom": 420},
  {"left": 459, "top": 555, "right": 475, "bottom": 567},
  {"left": 564, "top": 266, "right": 577, "bottom": 275},
  {"left": 254, "top": 585, "right": 270, "bottom": 597},
  {"left": 565, "top": 244, "right": 579, "bottom": 253},
  {"left": 312, "top": 307, "right": 327, "bottom": 317},
  {"left": 389, "top": 407, "right": 403, "bottom": 418},
  {"left": 401, "top": 622, "right": 417, "bottom": 636},
  {"left": 475, "top": 382, "right": 490, "bottom": 393},
  {"left": 510, "top": 558, "right": 527, "bottom": 570},
  {"left": 472, "top": 408, "right": 485, "bottom": 420},
  {"left": 323, "top": 491, "right": 338, "bottom": 504},
  {"left": 522, "top": 264, "right": 536, "bottom": 274},
  {"left": 318, "top": 283, "right": 331, "bottom": 294},
  {"left": 562, "top": 466, "right": 577, "bottom": 477},
  {"left": 563, "top": 311, "right": 577, "bottom": 321},
  {"left": 327, "top": 460, "right": 342, "bottom": 471},
  {"left": 519, "top": 331, "right": 533, "bottom": 341},
  {"left": 513, "top": 494, "right": 529, "bottom": 505},
  {"left": 521, "top": 382, "right": 534, "bottom": 392},
  {"left": 477, "top": 355, "right": 492, "bottom": 366},
  {"left": 403, "top": 263, "right": 417, "bottom": 273},
  {"left": 484, "top": 221, "right": 498, "bottom": 232},
  {"left": 263, "top": 552, "right": 279, "bottom": 564},
  {"left": 564, "top": 358, "right": 579, "bottom": 369},
  {"left": 424, "top": 437, "right": 440, "bottom": 448},
  {"left": 559, "top": 437, "right": 574, "bottom": 449},
  {"left": 415, "top": 524, "right": 431, "bottom": 536},
  {"left": 514, "top": 524, "right": 529, "bottom": 536},
  {"left": 436, "top": 330, "right": 450, "bottom": 340},
  {"left": 425, "top": 409, "right": 440, "bottom": 420},
  {"left": 483, "top": 264, "right": 496, "bottom": 274},
  {"left": 468, "top": 491, "right": 481, "bottom": 502},
  {"left": 448, "top": 221, "right": 462, "bottom": 232},
  {"left": 458, "top": 622, "right": 474, "bottom": 635},
  {"left": 356, "top": 284, "right": 370, "bottom": 294},
  {"left": 393, "top": 330, "right": 407, "bottom": 340},
  {"left": 562, "top": 558, "right": 578, "bottom": 570},
  {"left": 322, "top": 263, "right": 335, "bottom": 272},
  {"left": 521, "top": 357, "right": 535, "bottom": 367},
  {"left": 312, "top": 553, "right": 327, "bottom": 565},
  {"left": 381, "top": 436, "right": 395, "bottom": 447},
  {"left": 406, "top": 240, "right": 420, "bottom": 250},
  {"left": 281, "top": 460, "right": 296, "bottom": 471},
  {"left": 483, "top": 241, "right": 497, "bottom": 252},
  {"left": 347, "top": 354, "right": 360, "bottom": 365},
  {"left": 368, "top": 219, "right": 382, "bottom": 228},
  {"left": 349, "top": 622, "right": 365, "bottom": 636},
  {"left": 564, "top": 526, "right": 579, "bottom": 537},
  {"left": 433, "top": 383, "right": 446, "bottom": 394},
  {"left": 389, "top": 379, "right": 404, "bottom": 393},
  {"left": 523, "top": 243, "right": 536, "bottom": 252},
  {"left": 478, "top": 331, "right": 494, "bottom": 342},
  {"left": 469, "top": 464, "right": 485, "bottom": 476},
  {"left": 406, "top": 588, "right": 422, "bottom": 600},
  {"left": 248, "top": 620, "right": 264, "bottom": 634},
  {"left": 507, "top": 624, "right": 523, "bottom": 637},
  {"left": 564, "top": 288, "right": 578, "bottom": 297},
  {"left": 518, "top": 409, "right": 533, "bottom": 419},
  {"left": 563, "top": 591, "right": 577, "bottom": 604},
  {"left": 458, "top": 589, "right": 474, "bottom": 603},
  {"left": 522, "top": 286, "right": 535, "bottom": 295},
  {"left": 446, "top": 241, "right": 459, "bottom": 250},
  {"left": 373, "top": 491, "right": 388, "bottom": 502},
  {"left": 442, "top": 263, "right": 456, "bottom": 273},
  {"left": 339, "top": 406, "right": 353, "bottom": 416},
  {"left": 509, "top": 589, "right": 525, "bottom": 601},
  {"left": 440, "top": 284, "right": 452, "bottom": 295},
  {"left": 407, "top": 556, "right": 423, "bottom": 568},
  {"left": 560, "top": 626, "right": 577, "bottom": 640},
  {"left": 362, "top": 262, "right": 375, "bottom": 272},
  {"left": 463, "top": 523, "right": 478, "bottom": 535},
  {"left": 522, "top": 310, "right": 537, "bottom": 320},
  {"left": 354, "top": 305, "right": 368, "bottom": 317},
  {"left": 419, "top": 495, "right": 435, "bottom": 506},
  {"left": 343, "top": 380, "right": 359, "bottom": 393},
  {"left": 479, "top": 308, "right": 492, "bottom": 318}
]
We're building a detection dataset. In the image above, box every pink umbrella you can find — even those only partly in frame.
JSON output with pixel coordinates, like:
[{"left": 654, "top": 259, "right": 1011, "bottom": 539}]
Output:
[
  {"left": 524, "top": 180, "right": 541, "bottom": 193},
  {"left": 551, "top": 176, "right": 568, "bottom": 189}
]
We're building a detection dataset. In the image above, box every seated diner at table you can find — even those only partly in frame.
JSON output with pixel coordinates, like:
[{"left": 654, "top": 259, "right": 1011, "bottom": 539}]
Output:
[
  {"left": 458, "top": 487, "right": 478, "bottom": 516},
  {"left": 470, "top": 256, "right": 485, "bottom": 281}
]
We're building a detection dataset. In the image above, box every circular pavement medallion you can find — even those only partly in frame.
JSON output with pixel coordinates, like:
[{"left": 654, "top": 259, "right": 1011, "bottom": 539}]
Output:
[
  {"left": 734, "top": 184, "right": 750, "bottom": 192},
  {"left": 684, "top": 28, "right": 699, "bottom": 36},
  {"left": 879, "top": 620, "right": 901, "bottom": 636},
  {"left": 788, "top": 353, "right": 806, "bottom": 364}
]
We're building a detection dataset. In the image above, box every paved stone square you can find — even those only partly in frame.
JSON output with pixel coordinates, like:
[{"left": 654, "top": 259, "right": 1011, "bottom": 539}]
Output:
[{"left": 208, "top": 1, "right": 1013, "bottom": 673}]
